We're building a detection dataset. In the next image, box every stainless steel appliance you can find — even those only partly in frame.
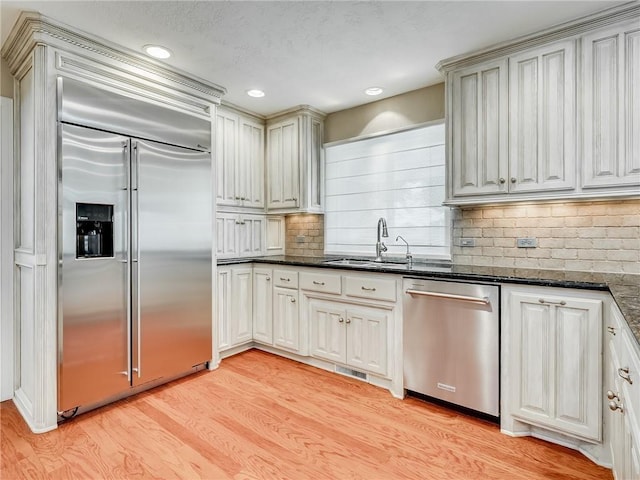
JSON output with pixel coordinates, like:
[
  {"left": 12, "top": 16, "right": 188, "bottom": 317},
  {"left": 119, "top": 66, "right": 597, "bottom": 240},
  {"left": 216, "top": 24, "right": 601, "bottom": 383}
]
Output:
[
  {"left": 58, "top": 77, "right": 212, "bottom": 413},
  {"left": 403, "top": 278, "right": 499, "bottom": 417}
]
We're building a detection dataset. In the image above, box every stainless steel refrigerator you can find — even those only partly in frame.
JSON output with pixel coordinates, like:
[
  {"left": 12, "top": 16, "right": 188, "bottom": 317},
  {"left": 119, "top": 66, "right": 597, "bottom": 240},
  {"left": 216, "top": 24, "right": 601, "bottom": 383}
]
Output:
[{"left": 58, "top": 78, "right": 212, "bottom": 413}]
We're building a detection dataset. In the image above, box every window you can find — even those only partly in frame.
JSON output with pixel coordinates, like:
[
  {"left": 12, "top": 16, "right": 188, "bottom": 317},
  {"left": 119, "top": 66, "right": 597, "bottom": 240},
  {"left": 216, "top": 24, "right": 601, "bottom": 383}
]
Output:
[{"left": 324, "top": 122, "right": 450, "bottom": 259}]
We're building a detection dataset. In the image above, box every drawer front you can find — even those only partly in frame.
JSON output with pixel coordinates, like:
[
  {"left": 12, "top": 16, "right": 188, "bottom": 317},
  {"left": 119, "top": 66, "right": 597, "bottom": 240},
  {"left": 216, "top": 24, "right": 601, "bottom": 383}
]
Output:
[
  {"left": 274, "top": 270, "right": 299, "bottom": 289},
  {"left": 345, "top": 276, "right": 396, "bottom": 302},
  {"left": 300, "top": 272, "right": 341, "bottom": 294}
]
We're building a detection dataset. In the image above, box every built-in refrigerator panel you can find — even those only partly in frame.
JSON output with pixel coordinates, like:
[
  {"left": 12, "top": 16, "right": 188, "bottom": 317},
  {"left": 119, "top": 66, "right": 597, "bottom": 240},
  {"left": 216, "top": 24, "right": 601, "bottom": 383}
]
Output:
[
  {"left": 59, "top": 123, "right": 130, "bottom": 411},
  {"left": 132, "top": 139, "right": 212, "bottom": 385}
]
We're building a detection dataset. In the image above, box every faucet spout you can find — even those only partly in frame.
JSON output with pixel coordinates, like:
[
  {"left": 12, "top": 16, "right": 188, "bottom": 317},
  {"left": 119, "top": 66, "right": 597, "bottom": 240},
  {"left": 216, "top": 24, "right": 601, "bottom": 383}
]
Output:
[{"left": 375, "top": 217, "right": 389, "bottom": 262}]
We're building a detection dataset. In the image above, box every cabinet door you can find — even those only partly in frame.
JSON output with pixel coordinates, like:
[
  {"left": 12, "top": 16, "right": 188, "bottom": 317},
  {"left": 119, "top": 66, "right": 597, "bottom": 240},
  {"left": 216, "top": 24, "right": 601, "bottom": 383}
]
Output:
[
  {"left": 216, "top": 213, "right": 238, "bottom": 258},
  {"left": 273, "top": 287, "right": 300, "bottom": 352},
  {"left": 450, "top": 59, "right": 508, "bottom": 197},
  {"left": 238, "top": 118, "right": 265, "bottom": 208},
  {"left": 582, "top": 22, "right": 640, "bottom": 188},
  {"left": 345, "top": 306, "right": 388, "bottom": 376},
  {"left": 216, "top": 269, "right": 232, "bottom": 351},
  {"left": 231, "top": 267, "right": 253, "bottom": 345},
  {"left": 509, "top": 291, "right": 601, "bottom": 441},
  {"left": 253, "top": 268, "right": 273, "bottom": 344},
  {"left": 508, "top": 39, "right": 576, "bottom": 193},
  {"left": 216, "top": 109, "right": 239, "bottom": 206},
  {"left": 267, "top": 119, "right": 299, "bottom": 209},
  {"left": 309, "top": 300, "right": 345, "bottom": 363},
  {"left": 608, "top": 345, "right": 627, "bottom": 478}
]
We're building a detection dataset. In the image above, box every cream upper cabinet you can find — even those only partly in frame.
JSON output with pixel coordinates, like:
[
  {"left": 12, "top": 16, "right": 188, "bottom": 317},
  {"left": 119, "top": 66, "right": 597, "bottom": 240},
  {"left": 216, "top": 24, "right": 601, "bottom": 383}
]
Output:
[
  {"left": 266, "top": 107, "right": 325, "bottom": 213},
  {"left": 504, "top": 286, "right": 602, "bottom": 442},
  {"left": 439, "top": 5, "right": 640, "bottom": 205},
  {"left": 216, "top": 212, "right": 265, "bottom": 258},
  {"left": 216, "top": 106, "right": 265, "bottom": 209},
  {"left": 450, "top": 59, "right": 508, "bottom": 197},
  {"left": 508, "top": 39, "right": 576, "bottom": 193},
  {"left": 582, "top": 20, "right": 640, "bottom": 189}
]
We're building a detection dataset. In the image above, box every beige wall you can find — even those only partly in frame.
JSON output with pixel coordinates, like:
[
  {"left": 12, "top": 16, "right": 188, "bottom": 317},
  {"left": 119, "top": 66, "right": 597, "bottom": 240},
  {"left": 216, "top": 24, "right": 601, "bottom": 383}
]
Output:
[
  {"left": 451, "top": 200, "right": 640, "bottom": 274},
  {"left": 324, "top": 83, "right": 444, "bottom": 143},
  {"left": 1, "top": 58, "right": 13, "bottom": 98},
  {"left": 285, "top": 214, "right": 324, "bottom": 257}
]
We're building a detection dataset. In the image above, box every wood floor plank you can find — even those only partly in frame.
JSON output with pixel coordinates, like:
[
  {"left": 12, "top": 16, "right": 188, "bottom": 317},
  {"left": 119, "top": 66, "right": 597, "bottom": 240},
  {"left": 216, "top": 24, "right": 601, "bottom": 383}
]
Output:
[{"left": 1, "top": 349, "right": 612, "bottom": 479}]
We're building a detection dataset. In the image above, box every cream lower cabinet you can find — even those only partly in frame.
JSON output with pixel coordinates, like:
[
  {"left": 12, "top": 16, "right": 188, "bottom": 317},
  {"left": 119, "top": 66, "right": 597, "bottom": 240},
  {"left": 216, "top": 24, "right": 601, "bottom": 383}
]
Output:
[
  {"left": 605, "top": 303, "right": 640, "bottom": 480},
  {"left": 309, "top": 300, "right": 388, "bottom": 377},
  {"left": 273, "top": 286, "right": 300, "bottom": 352},
  {"left": 252, "top": 268, "right": 273, "bottom": 344},
  {"left": 504, "top": 285, "right": 602, "bottom": 442},
  {"left": 217, "top": 266, "right": 253, "bottom": 352}
]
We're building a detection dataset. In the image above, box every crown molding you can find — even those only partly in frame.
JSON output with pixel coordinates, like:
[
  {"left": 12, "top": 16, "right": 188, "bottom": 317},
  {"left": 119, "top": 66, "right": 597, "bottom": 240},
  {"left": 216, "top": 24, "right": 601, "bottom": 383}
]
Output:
[
  {"left": 436, "top": 1, "right": 640, "bottom": 72},
  {"left": 265, "top": 104, "right": 327, "bottom": 123},
  {"left": 1, "top": 11, "right": 226, "bottom": 103}
]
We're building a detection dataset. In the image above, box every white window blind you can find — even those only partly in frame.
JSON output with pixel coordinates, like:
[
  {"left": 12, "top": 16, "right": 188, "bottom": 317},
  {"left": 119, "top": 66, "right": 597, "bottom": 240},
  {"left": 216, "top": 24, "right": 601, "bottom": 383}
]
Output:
[{"left": 324, "top": 122, "right": 450, "bottom": 259}]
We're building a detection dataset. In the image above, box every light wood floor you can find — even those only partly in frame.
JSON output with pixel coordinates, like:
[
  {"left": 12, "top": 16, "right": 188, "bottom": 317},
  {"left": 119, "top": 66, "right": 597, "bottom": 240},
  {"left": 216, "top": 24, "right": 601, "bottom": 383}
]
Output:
[{"left": 2, "top": 349, "right": 612, "bottom": 479}]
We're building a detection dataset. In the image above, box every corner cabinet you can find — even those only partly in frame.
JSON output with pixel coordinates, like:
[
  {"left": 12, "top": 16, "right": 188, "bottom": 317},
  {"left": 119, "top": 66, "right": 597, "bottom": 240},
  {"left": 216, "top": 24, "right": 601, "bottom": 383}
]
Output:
[
  {"left": 439, "top": 4, "right": 640, "bottom": 205},
  {"left": 503, "top": 285, "right": 603, "bottom": 442},
  {"left": 217, "top": 266, "right": 253, "bottom": 353},
  {"left": 266, "top": 106, "right": 325, "bottom": 213},
  {"left": 216, "top": 106, "right": 265, "bottom": 209}
]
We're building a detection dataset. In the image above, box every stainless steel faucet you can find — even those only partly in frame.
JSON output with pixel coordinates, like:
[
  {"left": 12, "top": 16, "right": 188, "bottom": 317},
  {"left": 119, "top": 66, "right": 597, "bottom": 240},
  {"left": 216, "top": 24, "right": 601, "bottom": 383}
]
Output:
[
  {"left": 375, "top": 217, "right": 389, "bottom": 262},
  {"left": 396, "top": 235, "right": 413, "bottom": 265}
]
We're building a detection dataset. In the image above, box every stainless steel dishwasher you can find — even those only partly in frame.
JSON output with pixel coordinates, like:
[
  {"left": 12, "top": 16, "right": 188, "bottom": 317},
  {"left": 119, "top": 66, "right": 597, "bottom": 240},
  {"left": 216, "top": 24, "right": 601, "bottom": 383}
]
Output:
[{"left": 403, "top": 278, "right": 499, "bottom": 418}]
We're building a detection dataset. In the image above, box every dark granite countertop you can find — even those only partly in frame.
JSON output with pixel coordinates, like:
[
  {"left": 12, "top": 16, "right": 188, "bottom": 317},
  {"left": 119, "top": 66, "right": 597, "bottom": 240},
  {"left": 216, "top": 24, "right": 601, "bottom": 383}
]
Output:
[{"left": 217, "top": 255, "right": 640, "bottom": 346}]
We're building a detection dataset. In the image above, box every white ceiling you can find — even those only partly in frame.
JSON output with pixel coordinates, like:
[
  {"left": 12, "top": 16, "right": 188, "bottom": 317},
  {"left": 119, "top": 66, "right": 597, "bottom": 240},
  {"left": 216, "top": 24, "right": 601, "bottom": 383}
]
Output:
[{"left": 0, "top": 1, "right": 626, "bottom": 116}]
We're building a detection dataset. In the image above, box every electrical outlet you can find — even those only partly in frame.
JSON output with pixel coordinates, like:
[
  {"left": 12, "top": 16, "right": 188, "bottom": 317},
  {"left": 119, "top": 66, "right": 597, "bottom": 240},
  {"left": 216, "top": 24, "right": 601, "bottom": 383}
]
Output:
[
  {"left": 296, "top": 235, "right": 305, "bottom": 243},
  {"left": 517, "top": 237, "right": 537, "bottom": 248},
  {"left": 460, "top": 238, "right": 476, "bottom": 247}
]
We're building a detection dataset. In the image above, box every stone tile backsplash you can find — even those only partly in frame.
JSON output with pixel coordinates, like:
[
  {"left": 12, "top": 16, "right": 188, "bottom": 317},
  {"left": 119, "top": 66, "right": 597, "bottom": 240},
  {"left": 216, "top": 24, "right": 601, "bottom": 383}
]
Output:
[
  {"left": 285, "top": 214, "right": 325, "bottom": 257},
  {"left": 451, "top": 199, "right": 640, "bottom": 274}
]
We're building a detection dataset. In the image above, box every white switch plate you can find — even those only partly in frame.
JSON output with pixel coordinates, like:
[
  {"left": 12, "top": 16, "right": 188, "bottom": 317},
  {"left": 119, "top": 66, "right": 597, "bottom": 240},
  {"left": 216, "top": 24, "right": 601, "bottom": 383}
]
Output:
[{"left": 460, "top": 238, "right": 476, "bottom": 247}]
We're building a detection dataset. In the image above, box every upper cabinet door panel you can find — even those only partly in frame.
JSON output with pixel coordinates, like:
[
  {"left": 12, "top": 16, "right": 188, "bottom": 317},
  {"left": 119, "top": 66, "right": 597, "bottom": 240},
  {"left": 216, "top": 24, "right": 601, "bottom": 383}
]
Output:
[
  {"left": 215, "top": 110, "right": 238, "bottom": 205},
  {"left": 509, "top": 39, "right": 576, "bottom": 193},
  {"left": 582, "top": 22, "right": 640, "bottom": 188},
  {"left": 238, "top": 118, "right": 265, "bottom": 208},
  {"left": 267, "top": 119, "right": 299, "bottom": 209},
  {"left": 450, "top": 59, "right": 508, "bottom": 197}
]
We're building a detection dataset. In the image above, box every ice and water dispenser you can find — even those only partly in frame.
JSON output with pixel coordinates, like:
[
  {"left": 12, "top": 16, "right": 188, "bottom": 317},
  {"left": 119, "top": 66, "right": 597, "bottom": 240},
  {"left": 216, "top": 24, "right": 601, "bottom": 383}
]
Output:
[{"left": 76, "top": 203, "right": 114, "bottom": 258}]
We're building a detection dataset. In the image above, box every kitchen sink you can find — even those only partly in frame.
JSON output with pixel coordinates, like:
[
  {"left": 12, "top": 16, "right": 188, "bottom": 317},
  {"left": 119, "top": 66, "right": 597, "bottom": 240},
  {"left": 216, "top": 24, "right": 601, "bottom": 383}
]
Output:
[
  {"left": 322, "top": 258, "right": 453, "bottom": 272},
  {"left": 323, "top": 259, "right": 405, "bottom": 267}
]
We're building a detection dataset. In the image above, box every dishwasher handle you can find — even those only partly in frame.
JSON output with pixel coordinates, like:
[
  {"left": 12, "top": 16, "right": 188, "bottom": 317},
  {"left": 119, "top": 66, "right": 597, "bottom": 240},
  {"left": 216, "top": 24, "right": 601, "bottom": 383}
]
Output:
[{"left": 405, "top": 289, "right": 490, "bottom": 305}]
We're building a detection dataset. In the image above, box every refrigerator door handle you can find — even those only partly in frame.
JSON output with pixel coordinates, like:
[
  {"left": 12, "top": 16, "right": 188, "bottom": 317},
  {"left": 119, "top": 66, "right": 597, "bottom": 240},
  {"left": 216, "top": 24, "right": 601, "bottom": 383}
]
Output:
[
  {"left": 123, "top": 140, "right": 132, "bottom": 382},
  {"left": 131, "top": 142, "right": 141, "bottom": 378}
]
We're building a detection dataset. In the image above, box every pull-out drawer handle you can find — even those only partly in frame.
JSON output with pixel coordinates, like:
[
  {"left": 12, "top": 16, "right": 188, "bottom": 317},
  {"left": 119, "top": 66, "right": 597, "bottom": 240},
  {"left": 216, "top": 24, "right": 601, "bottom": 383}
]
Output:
[
  {"left": 361, "top": 286, "right": 376, "bottom": 292},
  {"left": 609, "top": 400, "right": 624, "bottom": 413},
  {"left": 618, "top": 367, "right": 633, "bottom": 384},
  {"left": 280, "top": 277, "right": 290, "bottom": 281},
  {"left": 607, "top": 390, "right": 619, "bottom": 401},
  {"left": 538, "top": 298, "right": 566, "bottom": 306},
  {"left": 406, "top": 289, "right": 489, "bottom": 305},
  {"left": 313, "top": 281, "right": 325, "bottom": 286}
]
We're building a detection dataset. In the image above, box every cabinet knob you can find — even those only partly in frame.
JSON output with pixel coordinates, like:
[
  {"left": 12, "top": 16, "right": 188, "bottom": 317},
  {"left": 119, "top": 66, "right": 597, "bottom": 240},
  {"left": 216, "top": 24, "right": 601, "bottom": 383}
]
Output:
[
  {"left": 609, "top": 400, "right": 624, "bottom": 413},
  {"left": 510, "top": 177, "right": 516, "bottom": 183},
  {"left": 345, "top": 318, "right": 351, "bottom": 324},
  {"left": 235, "top": 196, "right": 240, "bottom": 200},
  {"left": 266, "top": 277, "right": 271, "bottom": 281},
  {"left": 290, "top": 298, "right": 296, "bottom": 303},
  {"left": 606, "top": 390, "right": 619, "bottom": 401},
  {"left": 618, "top": 367, "right": 633, "bottom": 384},
  {"left": 607, "top": 326, "right": 616, "bottom": 336},
  {"left": 338, "top": 317, "right": 344, "bottom": 323},
  {"left": 499, "top": 178, "right": 506, "bottom": 184}
]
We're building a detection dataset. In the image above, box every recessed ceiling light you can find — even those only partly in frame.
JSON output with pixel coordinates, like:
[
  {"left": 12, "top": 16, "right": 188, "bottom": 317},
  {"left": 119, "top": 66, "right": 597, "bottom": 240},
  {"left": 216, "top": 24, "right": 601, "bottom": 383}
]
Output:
[
  {"left": 364, "top": 87, "right": 384, "bottom": 96},
  {"left": 247, "top": 89, "right": 265, "bottom": 98},
  {"left": 143, "top": 44, "right": 172, "bottom": 59}
]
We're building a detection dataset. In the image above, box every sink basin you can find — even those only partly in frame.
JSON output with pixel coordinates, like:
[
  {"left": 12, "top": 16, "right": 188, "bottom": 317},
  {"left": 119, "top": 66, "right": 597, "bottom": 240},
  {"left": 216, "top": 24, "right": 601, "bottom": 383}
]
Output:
[
  {"left": 322, "top": 258, "right": 453, "bottom": 272},
  {"left": 323, "top": 259, "right": 408, "bottom": 268}
]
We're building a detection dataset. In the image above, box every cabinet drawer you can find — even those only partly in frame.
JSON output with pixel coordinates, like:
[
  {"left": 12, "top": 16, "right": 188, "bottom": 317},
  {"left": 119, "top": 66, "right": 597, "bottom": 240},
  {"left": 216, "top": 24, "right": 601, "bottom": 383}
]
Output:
[
  {"left": 345, "top": 276, "right": 396, "bottom": 302},
  {"left": 300, "top": 272, "right": 341, "bottom": 294},
  {"left": 274, "top": 270, "right": 298, "bottom": 289}
]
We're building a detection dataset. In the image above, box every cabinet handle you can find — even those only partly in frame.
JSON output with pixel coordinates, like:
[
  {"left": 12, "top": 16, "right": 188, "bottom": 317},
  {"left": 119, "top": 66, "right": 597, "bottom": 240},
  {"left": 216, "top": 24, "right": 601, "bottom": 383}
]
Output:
[
  {"left": 280, "top": 277, "right": 290, "bottom": 282},
  {"left": 235, "top": 196, "right": 240, "bottom": 200},
  {"left": 607, "top": 326, "right": 616, "bottom": 336},
  {"left": 510, "top": 177, "right": 516, "bottom": 183},
  {"left": 293, "top": 197, "right": 298, "bottom": 201},
  {"left": 361, "top": 286, "right": 376, "bottom": 292},
  {"left": 499, "top": 178, "right": 505, "bottom": 184},
  {"left": 241, "top": 221, "right": 246, "bottom": 225},
  {"left": 290, "top": 297, "right": 296, "bottom": 303},
  {"left": 338, "top": 317, "right": 344, "bottom": 323},
  {"left": 235, "top": 220, "right": 240, "bottom": 225},
  {"left": 538, "top": 298, "right": 566, "bottom": 306},
  {"left": 607, "top": 390, "right": 620, "bottom": 401},
  {"left": 618, "top": 367, "right": 633, "bottom": 384},
  {"left": 609, "top": 400, "right": 624, "bottom": 413},
  {"left": 266, "top": 277, "right": 271, "bottom": 281},
  {"left": 345, "top": 318, "right": 351, "bottom": 324},
  {"left": 313, "top": 281, "right": 325, "bottom": 286}
]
